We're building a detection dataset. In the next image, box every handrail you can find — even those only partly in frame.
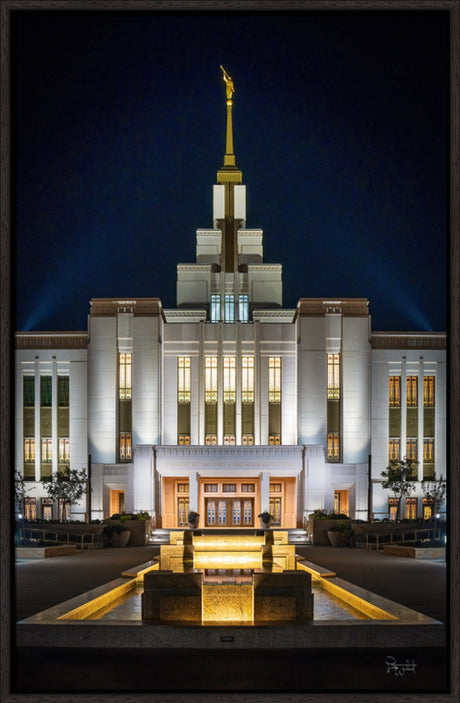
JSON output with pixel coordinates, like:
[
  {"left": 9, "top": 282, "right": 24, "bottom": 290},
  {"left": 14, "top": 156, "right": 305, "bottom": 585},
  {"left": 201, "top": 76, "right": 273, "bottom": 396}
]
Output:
[{"left": 364, "top": 527, "right": 441, "bottom": 550}]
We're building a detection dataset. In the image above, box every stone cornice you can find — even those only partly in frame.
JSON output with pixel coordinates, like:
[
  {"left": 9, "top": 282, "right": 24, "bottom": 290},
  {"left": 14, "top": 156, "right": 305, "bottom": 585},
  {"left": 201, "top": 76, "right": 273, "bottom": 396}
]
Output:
[
  {"left": 371, "top": 332, "right": 446, "bottom": 350},
  {"left": 295, "top": 298, "right": 369, "bottom": 318},
  {"left": 89, "top": 298, "right": 163, "bottom": 317},
  {"left": 253, "top": 310, "right": 295, "bottom": 323},
  {"left": 164, "top": 309, "right": 207, "bottom": 323},
  {"left": 15, "top": 332, "right": 88, "bottom": 349}
]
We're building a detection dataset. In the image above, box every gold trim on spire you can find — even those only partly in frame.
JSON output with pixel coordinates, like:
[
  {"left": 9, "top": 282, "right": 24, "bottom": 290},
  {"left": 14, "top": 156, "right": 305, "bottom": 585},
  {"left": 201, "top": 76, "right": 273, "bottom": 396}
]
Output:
[{"left": 218, "top": 66, "right": 242, "bottom": 183}]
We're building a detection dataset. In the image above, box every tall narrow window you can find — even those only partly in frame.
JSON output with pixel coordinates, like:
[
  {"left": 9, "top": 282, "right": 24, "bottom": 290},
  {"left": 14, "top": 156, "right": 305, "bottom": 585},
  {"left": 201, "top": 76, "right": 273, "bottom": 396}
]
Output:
[
  {"left": 269, "top": 357, "right": 281, "bottom": 403},
  {"left": 23, "top": 376, "right": 35, "bottom": 406},
  {"left": 178, "top": 357, "right": 191, "bottom": 402},
  {"left": 224, "top": 294, "right": 235, "bottom": 322},
  {"left": 389, "top": 376, "right": 401, "bottom": 407},
  {"left": 119, "top": 353, "right": 132, "bottom": 400},
  {"left": 406, "top": 376, "right": 417, "bottom": 407},
  {"left": 40, "top": 376, "right": 52, "bottom": 406},
  {"left": 406, "top": 438, "right": 417, "bottom": 461},
  {"left": 424, "top": 438, "right": 434, "bottom": 463},
  {"left": 205, "top": 357, "right": 218, "bottom": 402},
  {"left": 58, "top": 376, "right": 69, "bottom": 406},
  {"left": 223, "top": 357, "right": 236, "bottom": 402},
  {"left": 24, "top": 438, "right": 35, "bottom": 462},
  {"left": 41, "top": 438, "right": 52, "bottom": 462},
  {"left": 327, "top": 354, "right": 340, "bottom": 399},
  {"left": 389, "top": 438, "right": 400, "bottom": 461},
  {"left": 327, "top": 432, "right": 340, "bottom": 461},
  {"left": 210, "top": 294, "right": 221, "bottom": 322},
  {"left": 241, "top": 357, "right": 254, "bottom": 402},
  {"left": 59, "top": 438, "right": 70, "bottom": 462},
  {"left": 119, "top": 432, "right": 132, "bottom": 461},
  {"left": 239, "top": 294, "right": 249, "bottom": 323},
  {"left": 405, "top": 498, "right": 417, "bottom": 520},
  {"left": 423, "top": 376, "right": 435, "bottom": 407}
]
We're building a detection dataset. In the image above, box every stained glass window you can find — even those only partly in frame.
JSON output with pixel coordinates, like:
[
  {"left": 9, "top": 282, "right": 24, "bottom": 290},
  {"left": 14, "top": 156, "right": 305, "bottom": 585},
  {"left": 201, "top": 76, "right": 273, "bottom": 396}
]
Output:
[
  {"left": 24, "top": 438, "right": 35, "bottom": 462},
  {"left": 178, "top": 357, "right": 191, "bottom": 402},
  {"left": 242, "top": 357, "right": 254, "bottom": 402},
  {"left": 119, "top": 432, "right": 132, "bottom": 461},
  {"left": 119, "top": 353, "right": 132, "bottom": 400},
  {"left": 405, "top": 497, "right": 417, "bottom": 520},
  {"left": 205, "top": 357, "right": 218, "bottom": 402},
  {"left": 223, "top": 357, "right": 236, "bottom": 402},
  {"left": 207, "top": 500, "right": 216, "bottom": 525},
  {"left": 233, "top": 500, "right": 241, "bottom": 525},
  {"left": 243, "top": 500, "right": 252, "bottom": 525},
  {"left": 406, "top": 438, "right": 417, "bottom": 461},
  {"left": 269, "top": 497, "right": 282, "bottom": 526},
  {"left": 423, "top": 376, "right": 435, "bottom": 407},
  {"left": 423, "top": 438, "right": 434, "bottom": 462},
  {"left": 269, "top": 357, "right": 281, "bottom": 403},
  {"left": 218, "top": 501, "right": 226, "bottom": 525},
  {"left": 242, "top": 435, "right": 254, "bottom": 445},
  {"left": 389, "top": 376, "right": 401, "bottom": 407},
  {"left": 406, "top": 376, "right": 418, "bottom": 407},
  {"left": 58, "top": 438, "right": 70, "bottom": 462},
  {"left": 41, "top": 438, "right": 52, "bottom": 462},
  {"left": 327, "top": 354, "right": 340, "bottom": 399},
  {"left": 389, "top": 438, "right": 400, "bottom": 461},
  {"left": 327, "top": 432, "right": 340, "bottom": 461},
  {"left": 178, "top": 497, "right": 189, "bottom": 526}
]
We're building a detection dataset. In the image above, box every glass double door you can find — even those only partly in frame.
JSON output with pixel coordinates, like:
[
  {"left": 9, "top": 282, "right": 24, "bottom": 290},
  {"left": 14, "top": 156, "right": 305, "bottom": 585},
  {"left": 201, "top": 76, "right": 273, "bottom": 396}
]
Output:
[{"left": 205, "top": 498, "right": 254, "bottom": 527}]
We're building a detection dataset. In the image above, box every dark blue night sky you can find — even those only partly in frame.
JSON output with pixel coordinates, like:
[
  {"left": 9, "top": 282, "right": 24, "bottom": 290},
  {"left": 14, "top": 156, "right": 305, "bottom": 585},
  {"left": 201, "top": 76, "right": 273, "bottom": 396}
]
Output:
[{"left": 13, "top": 9, "right": 449, "bottom": 333}]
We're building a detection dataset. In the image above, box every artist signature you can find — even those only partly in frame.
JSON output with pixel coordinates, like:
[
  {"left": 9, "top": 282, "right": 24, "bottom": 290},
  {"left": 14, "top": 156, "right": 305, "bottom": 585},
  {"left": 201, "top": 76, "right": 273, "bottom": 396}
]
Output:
[{"left": 385, "top": 656, "right": 417, "bottom": 676}]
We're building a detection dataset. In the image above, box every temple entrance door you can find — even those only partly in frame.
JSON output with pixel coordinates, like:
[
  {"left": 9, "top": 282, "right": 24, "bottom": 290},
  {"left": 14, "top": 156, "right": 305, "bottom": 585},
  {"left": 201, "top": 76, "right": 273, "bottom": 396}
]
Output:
[{"left": 205, "top": 498, "right": 254, "bottom": 527}]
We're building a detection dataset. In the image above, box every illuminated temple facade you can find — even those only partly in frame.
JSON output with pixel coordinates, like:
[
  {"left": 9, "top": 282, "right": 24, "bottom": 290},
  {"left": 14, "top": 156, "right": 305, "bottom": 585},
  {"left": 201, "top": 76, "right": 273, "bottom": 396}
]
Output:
[{"left": 14, "top": 76, "right": 446, "bottom": 528}]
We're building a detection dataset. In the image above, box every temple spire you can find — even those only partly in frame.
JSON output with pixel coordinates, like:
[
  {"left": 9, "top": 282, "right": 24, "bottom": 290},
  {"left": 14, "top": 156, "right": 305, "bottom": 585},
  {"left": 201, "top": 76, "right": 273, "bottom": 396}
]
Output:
[{"left": 220, "top": 65, "right": 236, "bottom": 167}]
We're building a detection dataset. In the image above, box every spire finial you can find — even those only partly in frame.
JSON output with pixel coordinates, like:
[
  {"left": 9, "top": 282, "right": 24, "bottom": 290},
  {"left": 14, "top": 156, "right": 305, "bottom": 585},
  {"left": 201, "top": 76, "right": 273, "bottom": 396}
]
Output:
[{"left": 220, "top": 66, "right": 236, "bottom": 167}]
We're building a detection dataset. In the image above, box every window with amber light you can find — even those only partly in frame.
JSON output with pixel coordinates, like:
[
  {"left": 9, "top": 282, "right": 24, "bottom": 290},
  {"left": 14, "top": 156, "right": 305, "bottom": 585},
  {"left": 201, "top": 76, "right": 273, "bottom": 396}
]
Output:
[
  {"left": 41, "top": 438, "right": 52, "bottom": 462},
  {"left": 205, "top": 357, "right": 218, "bottom": 402},
  {"left": 389, "top": 438, "right": 400, "bottom": 461},
  {"left": 269, "top": 357, "right": 281, "bottom": 403},
  {"left": 424, "top": 438, "right": 434, "bottom": 463},
  {"left": 423, "top": 376, "right": 435, "bottom": 407},
  {"left": 327, "top": 432, "right": 340, "bottom": 461},
  {"left": 177, "top": 357, "right": 191, "bottom": 402},
  {"left": 59, "top": 438, "right": 70, "bottom": 462},
  {"left": 24, "top": 438, "right": 35, "bottom": 462},
  {"left": 389, "top": 376, "right": 401, "bottom": 407},
  {"left": 327, "top": 354, "right": 340, "bottom": 399},
  {"left": 406, "top": 438, "right": 417, "bottom": 462},
  {"left": 119, "top": 353, "right": 132, "bottom": 400},
  {"left": 406, "top": 376, "right": 417, "bottom": 407},
  {"left": 241, "top": 356, "right": 254, "bottom": 402},
  {"left": 119, "top": 432, "right": 132, "bottom": 461},
  {"left": 223, "top": 357, "right": 236, "bottom": 402}
]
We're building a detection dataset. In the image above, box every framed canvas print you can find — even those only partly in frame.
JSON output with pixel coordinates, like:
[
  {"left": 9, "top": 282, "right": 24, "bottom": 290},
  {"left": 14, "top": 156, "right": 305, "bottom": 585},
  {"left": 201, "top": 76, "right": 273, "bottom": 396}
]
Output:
[{"left": 1, "top": 1, "right": 458, "bottom": 702}]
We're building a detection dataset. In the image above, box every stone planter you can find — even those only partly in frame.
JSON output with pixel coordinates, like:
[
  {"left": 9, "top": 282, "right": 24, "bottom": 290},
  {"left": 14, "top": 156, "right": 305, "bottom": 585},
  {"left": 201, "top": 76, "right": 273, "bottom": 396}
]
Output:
[
  {"left": 308, "top": 518, "right": 352, "bottom": 546},
  {"left": 327, "top": 529, "right": 351, "bottom": 547},
  {"left": 110, "top": 529, "right": 131, "bottom": 547}
]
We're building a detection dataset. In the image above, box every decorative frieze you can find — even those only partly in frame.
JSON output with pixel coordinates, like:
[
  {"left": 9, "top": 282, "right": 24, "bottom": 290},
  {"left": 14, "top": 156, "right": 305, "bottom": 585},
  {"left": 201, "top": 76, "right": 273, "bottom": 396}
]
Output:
[
  {"left": 89, "top": 298, "right": 163, "bottom": 317},
  {"left": 295, "top": 298, "right": 370, "bottom": 318},
  {"left": 15, "top": 333, "right": 88, "bottom": 349},
  {"left": 371, "top": 333, "right": 446, "bottom": 350}
]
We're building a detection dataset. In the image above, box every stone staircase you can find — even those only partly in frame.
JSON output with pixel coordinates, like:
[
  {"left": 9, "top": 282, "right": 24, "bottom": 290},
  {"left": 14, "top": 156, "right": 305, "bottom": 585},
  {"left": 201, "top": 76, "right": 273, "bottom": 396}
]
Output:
[{"left": 149, "top": 527, "right": 309, "bottom": 545}]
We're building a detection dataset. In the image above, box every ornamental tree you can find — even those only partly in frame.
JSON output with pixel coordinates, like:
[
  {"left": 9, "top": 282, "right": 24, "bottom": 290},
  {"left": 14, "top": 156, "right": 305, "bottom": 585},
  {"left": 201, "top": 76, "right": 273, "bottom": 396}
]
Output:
[
  {"left": 421, "top": 474, "right": 447, "bottom": 520},
  {"left": 41, "top": 468, "right": 88, "bottom": 520},
  {"left": 14, "top": 471, "right": 28, "bottom": 514},
  {"left": 381, "top": 458, "right": 417, "bottom": 520}
]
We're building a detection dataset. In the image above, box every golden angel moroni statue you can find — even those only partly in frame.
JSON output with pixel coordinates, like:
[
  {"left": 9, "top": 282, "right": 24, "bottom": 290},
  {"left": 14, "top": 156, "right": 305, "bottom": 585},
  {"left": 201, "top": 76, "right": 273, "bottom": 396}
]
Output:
[{"left": 220, "top": 65, "right": 234, "bottom": 100}]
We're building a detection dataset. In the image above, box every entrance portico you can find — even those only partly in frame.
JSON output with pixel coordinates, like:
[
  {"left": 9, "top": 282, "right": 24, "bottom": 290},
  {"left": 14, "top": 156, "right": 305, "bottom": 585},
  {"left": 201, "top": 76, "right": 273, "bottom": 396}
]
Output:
[{"left": 154, "top": 445, "right": 303, "bottom": 529}]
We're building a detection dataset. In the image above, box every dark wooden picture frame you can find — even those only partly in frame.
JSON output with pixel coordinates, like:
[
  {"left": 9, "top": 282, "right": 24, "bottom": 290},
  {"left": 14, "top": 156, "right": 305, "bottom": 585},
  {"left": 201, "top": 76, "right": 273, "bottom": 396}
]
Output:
[{"left": 1, "top": 2, "right": 458, "bottom": 702}]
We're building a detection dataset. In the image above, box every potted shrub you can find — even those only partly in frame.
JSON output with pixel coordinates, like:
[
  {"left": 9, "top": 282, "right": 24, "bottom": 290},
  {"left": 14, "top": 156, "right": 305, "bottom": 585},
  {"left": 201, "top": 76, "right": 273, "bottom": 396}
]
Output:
[
  {"left": 258, "top": 511, "right": 274, "bottom": 529},
  {"left": 105, "top": 523, "right": 131, "bottom": 547},
  {"left": 187, "top": 511, "right": 200, "bottom": 529},
  {"left": 327, "top": 520, "right": 351, "bottom": 547}
]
